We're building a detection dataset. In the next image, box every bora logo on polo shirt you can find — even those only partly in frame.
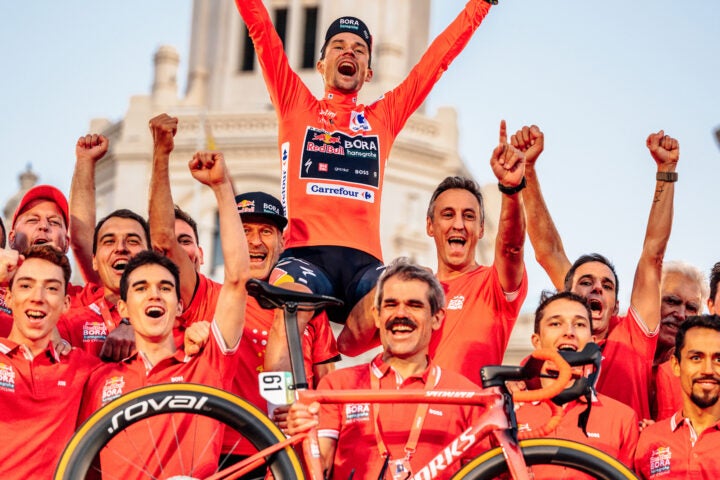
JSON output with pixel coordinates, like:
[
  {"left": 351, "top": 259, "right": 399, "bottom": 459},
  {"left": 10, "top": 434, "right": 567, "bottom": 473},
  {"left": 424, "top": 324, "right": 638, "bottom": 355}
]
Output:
[
  {"left": 0, "top": 363, "right": 16, "bottom": 392},
  {"left": 649, "top": 446, "right": 672, "bottom": 476},
  {"left": 345, "top": 403, "right": 370, "bottom": 423},
  {"left": 101, "top": 376, "right": 126, "bottom": 404}
]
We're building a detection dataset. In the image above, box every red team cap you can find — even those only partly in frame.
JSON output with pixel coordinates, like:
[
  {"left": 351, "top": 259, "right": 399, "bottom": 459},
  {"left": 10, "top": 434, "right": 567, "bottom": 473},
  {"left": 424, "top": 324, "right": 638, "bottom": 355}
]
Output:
[
  {"left": 235, "top": 192, "right": 288, "bottom": 231},
  {"left": 12, "top": 185, "right": 69, "bottom": 228}
]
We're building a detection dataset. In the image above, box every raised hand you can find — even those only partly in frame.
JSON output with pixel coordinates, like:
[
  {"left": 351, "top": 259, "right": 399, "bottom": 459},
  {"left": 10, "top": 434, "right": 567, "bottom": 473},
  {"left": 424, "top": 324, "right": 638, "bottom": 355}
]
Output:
[
  {"left": 183, "top": 320, "right": 211, "bottom": 356},
  {"left": 646, "top": 130, "right": 679, "bottom": 169},
  {"left": 75, "top": 134, "right": 109, "bottom": 163},
  {"left": 490, "top": 120, "right": 525, "bottom": 187},
  {"left": 189, "top": 151, "right": 230, "bottom": 187},
  {"left": 0, "top": 250, "right": 22, "bottom": 286},
  {"left": 511, "top": 125, "right": 544, "bottom": 168},
  {"left": 149, "top": 113, "right": 179, "bottom": 154}
]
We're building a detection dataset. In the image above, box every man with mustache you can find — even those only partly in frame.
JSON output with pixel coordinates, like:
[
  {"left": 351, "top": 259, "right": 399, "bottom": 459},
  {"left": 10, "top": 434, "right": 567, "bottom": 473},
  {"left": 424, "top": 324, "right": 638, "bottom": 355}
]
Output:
[
  {"left": 286, "top": 257, "right": 482, "bottom": 480},
  {"left": 634, "top": 315, "right": 720, "bottom": 478}
]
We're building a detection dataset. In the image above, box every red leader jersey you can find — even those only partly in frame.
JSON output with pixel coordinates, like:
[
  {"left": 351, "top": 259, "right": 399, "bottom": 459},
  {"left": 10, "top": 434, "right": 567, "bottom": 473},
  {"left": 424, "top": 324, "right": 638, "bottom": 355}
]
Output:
[
  {"left": 596, "top": 307, "right": 658, "bottom": 421},
  {"left": 180, "top": 274, "right": 340, "bottom": 455},
  {"left": 235, "top": 0, "right": 492, "bottom": 261},
  {"left": 317, "top": 354, "right": 482, "bottom": 480},
  {"left": 57, "top": 298, "right": 123, "bottom": 357},
  {"left": 654, "top": 360, "right": 682, "bottom": 421},
  {"left": 0, "top": 339, "right": 98, "bottom": 480},
  {"left": 516, "top": 393, "right": 639, "bottom": 479},
  {"left": 634, "top": 411, "right": 720, "bottom": 479},
  {"left": 430, "top": 265, "right": 527, "bottom": 386},
  {"left": 79, "top": 320, "right": 238, "bottom": 479}
]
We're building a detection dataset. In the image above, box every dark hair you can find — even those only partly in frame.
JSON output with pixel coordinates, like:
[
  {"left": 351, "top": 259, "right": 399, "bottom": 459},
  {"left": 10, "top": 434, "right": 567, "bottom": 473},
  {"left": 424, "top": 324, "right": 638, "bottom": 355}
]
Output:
[
  {"left": 674, "top": 314, "right": 720, "bottom": 361},
  {"left": 174, "top": 205, "right": 199, "bottom": 244},
  {"left": 0, "top": 216, "right": 5, "bottom": 249},
  {"left": 564, "top": 253, "right": 619, "bottom": 301},
  {"left": 375, "top": 257, "right": 445, "bottom": 316},
  {"left": 426, "top": 176, "right": 485, "bottom": 225},
  {"left": 12, "top": 244, "right": 72, "bottom": 293},
  {"left": 119, "top": 250, "right": 180, "bottom": 301},
  {"left": 92, "top": 209, "right": 150, "bottom": 254},
  {"left": 534, "top": 290, "right": 593, "bottom": 334},
  {"left": 709, "top": 262, "right": 720, "bottom": 305}
]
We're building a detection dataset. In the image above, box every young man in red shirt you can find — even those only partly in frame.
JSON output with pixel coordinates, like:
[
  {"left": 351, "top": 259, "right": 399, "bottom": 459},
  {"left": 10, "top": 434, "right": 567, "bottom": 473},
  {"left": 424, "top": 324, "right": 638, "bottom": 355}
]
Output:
[
  {"left": 517, "top": 124, "right": 680, "bottom": 422},
  {"left": 515, "top": 291, "right": 638, "bottom": 478},
  {"left": 634, "top": 315, "right": 720, "bottom": 478},
  {"left": 79, "top": 151, "right": 250, "bottom": 478},
  {"left": 287, "top": 257, "right": 482, "bottom": 480},
  {"left": 234, "top": 0, "right": 499, "bottom": 343},
  {"left": 0, "top": 245, "right": 97, "bottom": 480}
]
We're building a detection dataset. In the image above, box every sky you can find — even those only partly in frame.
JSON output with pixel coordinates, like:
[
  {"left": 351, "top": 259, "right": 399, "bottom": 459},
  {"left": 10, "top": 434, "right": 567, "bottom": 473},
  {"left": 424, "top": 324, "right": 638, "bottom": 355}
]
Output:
[{"left": 1, "top": 1, "right": 719, "bottom": 312}]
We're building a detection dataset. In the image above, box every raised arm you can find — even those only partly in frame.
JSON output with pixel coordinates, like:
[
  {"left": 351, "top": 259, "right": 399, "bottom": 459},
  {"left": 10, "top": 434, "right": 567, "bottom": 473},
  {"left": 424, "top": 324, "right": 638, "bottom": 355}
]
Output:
[
  {"left": 188, "top": 152, "right": 249, "bottom": 348},
  {"left": 70, "top": 134, "right": 108, "bottom": 284},
  {"left": 628, "top": 131, "right": 679, "bottom": 331},
  {"left": 513, "top": 125, "right": 571, "bottom": 290},
  {"left": 148, "top": 114, "right": 198, "bottom": 307},
  {"left": 490, "top": 120, "right": 526, "bottom": 292}
]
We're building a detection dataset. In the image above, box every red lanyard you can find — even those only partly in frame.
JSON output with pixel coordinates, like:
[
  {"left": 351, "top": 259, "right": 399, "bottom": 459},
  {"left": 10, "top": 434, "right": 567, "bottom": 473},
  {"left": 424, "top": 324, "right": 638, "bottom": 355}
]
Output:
[{"left": 370, "top": 362, "right": 438, "bottom": 467}]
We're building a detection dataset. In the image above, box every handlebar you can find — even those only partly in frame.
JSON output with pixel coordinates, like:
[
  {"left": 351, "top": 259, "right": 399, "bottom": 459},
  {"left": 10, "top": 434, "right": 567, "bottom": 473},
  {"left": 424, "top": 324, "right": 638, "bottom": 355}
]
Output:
[{"left": 512, "top": 348, "right": 573, "bottom": 403}]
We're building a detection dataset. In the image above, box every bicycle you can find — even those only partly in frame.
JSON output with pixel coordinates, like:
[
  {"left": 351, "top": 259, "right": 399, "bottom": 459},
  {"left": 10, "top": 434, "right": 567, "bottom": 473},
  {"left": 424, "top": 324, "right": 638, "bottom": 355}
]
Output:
[{"left": 55, "top": 279, "right": 639, "bottom": 479}]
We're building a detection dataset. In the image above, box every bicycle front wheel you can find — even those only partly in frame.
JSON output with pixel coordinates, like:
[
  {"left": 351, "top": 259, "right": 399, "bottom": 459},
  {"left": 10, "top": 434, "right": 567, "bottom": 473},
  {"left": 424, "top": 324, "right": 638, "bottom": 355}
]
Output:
[
  {"left": 54, "top": 383, "right": 304, "bottom": 480},
  {"left": 453, "top": 438, "right": 638, "bottom": 480}
]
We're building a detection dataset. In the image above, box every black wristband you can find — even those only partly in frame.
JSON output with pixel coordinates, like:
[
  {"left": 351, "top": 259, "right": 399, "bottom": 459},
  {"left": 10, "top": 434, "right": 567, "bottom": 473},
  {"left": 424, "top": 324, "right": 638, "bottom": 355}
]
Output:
[
  {"left": 498, "top": 176, "right": 526, "bottom": 195},
  {"left": 120, "top": 318, "right": 131, "bottom": 326},
  {"left": 656, "top": 171, "right": 678, "bottom": 183}
]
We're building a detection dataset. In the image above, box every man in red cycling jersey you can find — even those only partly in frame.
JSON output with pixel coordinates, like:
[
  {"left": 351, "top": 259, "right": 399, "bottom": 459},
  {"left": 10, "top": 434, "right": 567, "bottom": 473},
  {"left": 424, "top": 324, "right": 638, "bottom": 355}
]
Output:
[{"left": 234, "top": 0, "right": 499, "bottom": 345}]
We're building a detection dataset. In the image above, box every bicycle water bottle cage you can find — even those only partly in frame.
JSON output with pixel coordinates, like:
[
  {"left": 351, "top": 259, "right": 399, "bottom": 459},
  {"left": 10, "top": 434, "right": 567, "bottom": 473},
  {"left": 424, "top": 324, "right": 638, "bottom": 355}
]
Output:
[{"left": 246, "top": 278, "right": 344, "bottom": 311}]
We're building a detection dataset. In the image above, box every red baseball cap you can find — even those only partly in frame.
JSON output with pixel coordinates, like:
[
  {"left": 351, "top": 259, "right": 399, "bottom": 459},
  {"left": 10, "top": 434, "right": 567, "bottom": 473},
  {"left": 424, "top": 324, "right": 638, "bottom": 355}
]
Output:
[{"left": 12, "top": 185, "right": 69, "bottom": 228}]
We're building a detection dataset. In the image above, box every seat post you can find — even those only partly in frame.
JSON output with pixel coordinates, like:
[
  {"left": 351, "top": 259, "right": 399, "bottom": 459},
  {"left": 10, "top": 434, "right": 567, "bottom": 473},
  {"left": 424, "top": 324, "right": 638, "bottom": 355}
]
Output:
[{"left": 283, "top": 302, "right": 309, "bottom": 390}]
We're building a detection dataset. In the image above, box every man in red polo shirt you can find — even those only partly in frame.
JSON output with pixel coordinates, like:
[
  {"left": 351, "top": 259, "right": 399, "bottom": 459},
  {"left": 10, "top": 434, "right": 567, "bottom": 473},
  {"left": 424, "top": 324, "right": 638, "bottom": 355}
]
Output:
[
  {"left": 634, "top": 315, "right": 720, "bottom": 478},
  {"left": 515, "top": 291, "right": 638, "bottom": 478},
  {"left": 518, "top": 124, "right": 680, "bottom": 422},
  {"left": 79, "top": 151, "right": 249, "bottom": 478},
  {"left": 0, "top": 245, "right": 97, "bottom": 480},
  {"left": 287, "top": 258, "right": 481, "bottom": 480}
]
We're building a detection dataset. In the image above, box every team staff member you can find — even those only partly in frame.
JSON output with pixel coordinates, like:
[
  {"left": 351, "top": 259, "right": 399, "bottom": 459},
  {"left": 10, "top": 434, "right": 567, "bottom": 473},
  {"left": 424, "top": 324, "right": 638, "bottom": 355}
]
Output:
[
  {"left": 56, "top": 209, "right": 150, "bottom": 358},
  {"left": 652, "top": 262, "right": 706, "bottom": 420},
  {"left": 515, "top": 292, "right": 638, "bottom": 478},
  {"left": 234, "top": 0, "right": 498, "bottom": 340},
  {"left": 342, "top": 121, "right": 528, "bottom": 389},
  {"left": 79, "top": 151, "right": 249, "bottom": 477},
  {"left": 0, "top": 184, "right": 72, "bottom": 335},
  {"left": 634, "top": 315, "right": 720, "bottom": 478},
  {"left": 517, "top": 125, "right": 680, "bottom": 421},
  {"left": 0, "top": 245, "right": 97, "bottom": 480},
  {"left": 287, "top": 258, "right": 481, "bottom": 480}
]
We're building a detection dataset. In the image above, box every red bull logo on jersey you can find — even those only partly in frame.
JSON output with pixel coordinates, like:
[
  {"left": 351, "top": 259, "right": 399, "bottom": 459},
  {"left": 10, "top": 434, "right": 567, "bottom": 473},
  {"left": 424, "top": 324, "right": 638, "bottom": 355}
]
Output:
[
  {"left": 649, "top": 446, "right": 672, "bottom": 476},
  {"left": 102, "top": 376, "right": 126, "bottom": 404},
  {"left": 0, "top": 363, "right": 16, "bottom": 392},
  {"left": 312, "top": 132, "right": 341, "bottom": 144},
  {"left": 345, "top": 403, "right": 370, "bottom": 422}
]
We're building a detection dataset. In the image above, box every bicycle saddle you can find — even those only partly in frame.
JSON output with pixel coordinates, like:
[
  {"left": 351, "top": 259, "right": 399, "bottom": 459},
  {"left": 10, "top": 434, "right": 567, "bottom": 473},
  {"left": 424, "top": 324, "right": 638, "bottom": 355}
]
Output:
[{"left": 246, "top": 278, "right": 344, "bottom": 310}]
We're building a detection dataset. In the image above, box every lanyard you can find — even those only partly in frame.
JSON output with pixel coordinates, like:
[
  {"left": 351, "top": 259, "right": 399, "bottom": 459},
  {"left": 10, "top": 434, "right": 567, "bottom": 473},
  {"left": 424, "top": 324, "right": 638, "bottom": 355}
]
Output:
[
  {"left": 370, "top": 363, "right": 437, "bottom": 466},
  {"left": 93, "top": 298, "right": 119, "bottom": 331}
]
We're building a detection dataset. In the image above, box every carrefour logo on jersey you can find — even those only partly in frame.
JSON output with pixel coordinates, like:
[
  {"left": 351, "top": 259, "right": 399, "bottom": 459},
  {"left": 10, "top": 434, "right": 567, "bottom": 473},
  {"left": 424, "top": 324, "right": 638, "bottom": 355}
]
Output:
[{"left": 307, "top": 183, "right": 375, "bottom": 203}]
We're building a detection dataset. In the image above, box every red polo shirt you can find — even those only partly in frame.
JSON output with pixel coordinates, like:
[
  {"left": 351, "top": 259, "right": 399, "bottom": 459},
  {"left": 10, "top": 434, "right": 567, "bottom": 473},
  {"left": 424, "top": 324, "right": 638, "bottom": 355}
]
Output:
[
  {"left": 57, "top": 298, "right": 122, "bottom": 357},
  {"left": 516, "top": 392, "right": 639, "bottom": 478},
  {"left": 0, "top": 339, "right": 97, "bottom": 479},
  {"left": 635, "top": 411, "right": 720, "bottom": 479},
  {"left": 317, "top": 354, "right": 482, "bottom": 480}
]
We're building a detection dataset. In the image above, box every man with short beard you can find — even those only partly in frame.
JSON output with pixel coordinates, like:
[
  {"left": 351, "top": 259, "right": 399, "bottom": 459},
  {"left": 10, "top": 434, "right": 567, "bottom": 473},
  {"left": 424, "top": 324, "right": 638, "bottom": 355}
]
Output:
[{"left": 634, "top": 315, "right": 720, "bottom": 478}]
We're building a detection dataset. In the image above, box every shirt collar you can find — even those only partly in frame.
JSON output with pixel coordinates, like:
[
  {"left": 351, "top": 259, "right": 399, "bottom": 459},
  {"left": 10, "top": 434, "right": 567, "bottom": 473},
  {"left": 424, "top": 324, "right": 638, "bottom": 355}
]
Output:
[
  {"left": 369, "top": 353, "right": 439, "bottom": 386},
  {"left": 0, "top": 338, "right": 60, "bottom": 362}
]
